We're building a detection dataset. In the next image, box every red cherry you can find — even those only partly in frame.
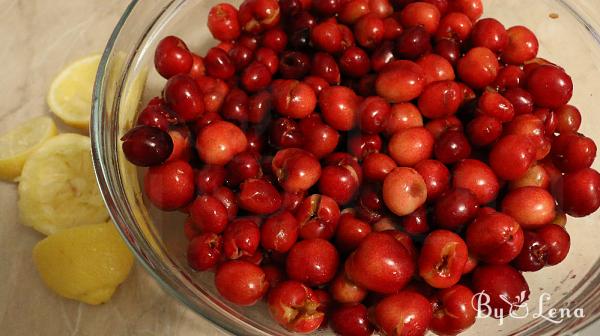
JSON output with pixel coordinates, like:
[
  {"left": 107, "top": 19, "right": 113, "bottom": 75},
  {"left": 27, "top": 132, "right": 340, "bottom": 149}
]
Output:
[
  {"left": 208, "top": 3, "right": 241, "bottom": 41},
  {"left": 187, "top": 233, "right": 223, "bottom": 271},
  {"left": 189, "top": 195, "right": 228, "bottom": 234},
  {"left": 374, "top": 291, "right": 433, "bottom": 336},
  {"left": 430, "top": 285, "right": 477, "bottom": 335},
  {"left": 268, "top": 281, "right": 324, "bottom": 333},
  {"left": 154, "top": 36, "right": 193, "bottom": 79},
  {"left": 471, "top": 264, "right": 530, "bottom": 317},
  {"left": 345, "top": 232, "right": 415, "bottom": 293},
  {"left": 286, "top": 238, "right": 339, "bottom": 286},
  {"left": 164, "top": 74, "right": 205, "bottom": 121},
  {"left": 466, "top": 212, "right": 524, "bottom": 264},
  {"left": 330, "top": 303, "right": 374, "bottom": 336},
  {"left": 418, "top": 230, "right": 469, "bottom": 288},
  {"left": 215, "top": 260, "right": 268, "bottom": 306},
  {"left": 144, "top": 160, "right": 195, "bottom": 210}
]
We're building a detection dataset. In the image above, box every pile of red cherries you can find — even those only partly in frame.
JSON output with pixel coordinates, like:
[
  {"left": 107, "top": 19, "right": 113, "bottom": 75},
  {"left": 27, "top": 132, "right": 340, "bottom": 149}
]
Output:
[{"left": 121, "top": 0, "right": 600, "bottom": 334}]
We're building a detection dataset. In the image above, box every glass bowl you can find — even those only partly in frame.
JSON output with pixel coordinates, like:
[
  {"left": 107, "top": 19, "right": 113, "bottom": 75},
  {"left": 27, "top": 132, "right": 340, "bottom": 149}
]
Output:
[{"left": 91, "top": 0, "right": 600, "bottom": 335}]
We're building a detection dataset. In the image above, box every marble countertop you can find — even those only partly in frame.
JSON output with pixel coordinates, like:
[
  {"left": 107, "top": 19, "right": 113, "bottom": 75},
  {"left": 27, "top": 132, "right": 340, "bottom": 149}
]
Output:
[{"left": 1, "top": 1, "right": 599, "bottom": 336}]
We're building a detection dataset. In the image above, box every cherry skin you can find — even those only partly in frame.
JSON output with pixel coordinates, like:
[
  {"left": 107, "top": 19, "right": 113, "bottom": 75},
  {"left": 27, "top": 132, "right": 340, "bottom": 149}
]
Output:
[
  {"left": 261, "top": 211, "right": 299, "bottom": 253},
  {"left": 489, "top": 134, "right": 536, "bottom": 181},
  {"left": 527, "top": 65, "right": 573, "bottom": 109},
  {"left": 537, "top": 223, "right": 571, "bottom": 265},
  {"left": 477, "top": 90, "right": 515, "bottom": 123},
  {"left": 339, "top": 46, "right": 371, "bottom": 78},
  {"left": 238, "top": 178, "right": 282, "bottom": 214},
  {"left": 271, "top": 79, "right": 317, "bottom": 118},
  {"left": 164, "top": 74, "right": 205, "bottom": 121},
  {"left": 196, "top": 76, "right": 230, "bottom": 115},
  {"left": 430, "top": 285, "right": 477, "bottom": 335},
  {"left": 376, "top": 60, "right": 426, "bottom": 103},
  {"left": 136, "top": 98, "right": 177, "bottom": 131},
  {"left": 212, "top": 186, "right": 239, "bottom": 220},
  {"left": 374, "top": 291, "right": 433, "bottom": 336},
  {"left": 335, "top": 212, "right": 372, "bottom": 253},
  {"left": 434, "top": 37, "right": 461, "bottom": 65},
  {"left": 299, "top": 114, "right": 340, "bottom": 159},
  {"left": 452, "top": 159, "right": 500, "bottom": 205},
  {"left": 501, "top": 25, "right": 539, "bottom": 65},
  {"left": 433, "top": 188, "right": 479, "bottom": 230},
  {"left": 471, "top": 264, "right": 530, "bottom": 317},
  {"left": 272, "top": 148, "right": 321, "bottom": 192},
  {"left": 555, "top": 104, "right": 582, "bottom": 133},
  {"left": 318, "top": 164, "right": 360, "bottom": 205},
  {"left": 501, "top": 187, "right": 556, "bottom": 230},
  {"left": 279, "top": 51, "right": 311, "bottom": 79},
  {"left": 205, "top": 47, "right": 236, "bottom": 79},
  {"left": 552, "top": 133, "right": 597, "bottom": 173},
  {"left": 319, "top": 85, "right": 360, "bottom": 131},
  {"left": 401, "top": 206, "right": 430, "bottom": 235},
  {"left": 286, "top": 238, "right": 339, "bottom": 287},
  {"left": 436, "top": 12, "right": 472, "bottom": 43},
  {"left": 121, "top": 125, "right": 173, "bottom": 167},
  {"left": 255, "top": 47, "right": 279, "bottom": 74},
  {"left": 362, "top": 152, "right": 397, "bottom": 182},
  {"left": 348, "top": 133, "right": 382, "bottom": 160},
  {"left": 189, "top": 195, "right": 228, "bottom": 234},
  {"left": 183, "top": 217, "right": 200, "bottom": 241},
  {"left": 357, "top": 96, "right": 391, "bottom": 134},
  {"left": 311, "top": 20, "right": 343, "bottom": 54},
  {"left": 225, "top": 152, "right": 262, "bottom": 188},
  {"left": 195, "top": 121, "right": 248, "bottom": 165},
  {"left": 555, "top": 168, "right": 600, "bottom": 217},
  {"left": 330, "top": 303, "right": 374, "bottom": 336},
  {"left": 418, "top": 80, "right": 464, "bottom": 119},
  {"left": 207, "top": 3, "right": 241, "bottom": 41},
  {"left": 449, "top": 0, "right": 483, "bottom": 21},
  {"left": 385, "top": 103, "right": 424, "bottom": 136},
  {"left": 144, "top": 160, "right": 195, "bottom": 210},
  {"left": 470, "top": 18, "right": 508, "bottom": 52},
  {"left": 466, "top": 115, "right": 503, "bottom": 147},
  {"left": 269, "top": 117, "right": 303, "bottom": 149},
  {"left": 466, "top": 212, "right": 524, "bottom": 264},
  {"left": 494, "top": 65, "right": 525, "bottom": 90},
  {"left": 388, "top": 127, "right": 435, "bottom": 167},
  {"left": 262, "top": 28, "right": 288, "bottom": 52},
  {"left": 187, "top": 233, "right": 223, "bottom": 271},
  {"left": 400, "top": 1, "right": 441, "bottom": 34},
  {"left": 223, "top": 218, "right": 261, "bottom": 259},
  {"left": 295, "top": 194, "right": 341, "bottom": 240},
  {"left": 241, "top": 61, "right": 273, "bottom": 92},
  {"left": 457, "top": 47, "right": 499, "bottom": 89},
  {"left": 503, "top": 87, "right": 534, "bottom": 115},
  {"left": 434, "top": 130, "right": 472, "bottom": 164},
  {"left": 395, "top": 26, "right": 432, "bottom": 60},
  {"left": 383, "top": 167, "right": 428, "bottom": 216},
  {"left": 311, "top": 52, "right": 341, "bottom": 85},
  {"left": 154, "top": 36, "right": 193, "bottom": 79},
  {"left": 425, "top": 116, "right": 463, "bottom": 139},
  {"left": 415, "top": 159, "right": 451, "bottom": 201},
  {"left": 344, "top": 232, "right": 415, "bottom": 293},
  {"left": 268, "top": 281, "right": 324, "bottom": 333},
  {"left": 215, "top": 260, "right": 268, "bottom": 306},
  {"left": 354, "top": 13, "right": 385, "bottom": 49},
  {"left": 417, "top": 53, "right": 455, "bottom": 85},
  {"left": 238, "top": 0, "right": 281, "bottom": 34},
  {"left": 509, "top": 164, "right": 550, "bottom": 190},
  {"left": 418, "top": 230, "right": 469, "bottom": 288},
  {"left": 330, "top": 272, "right": 368, "bottom": 304},
  {"left": 303, "top": 75, "right": 330, "bottom": 96}
]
